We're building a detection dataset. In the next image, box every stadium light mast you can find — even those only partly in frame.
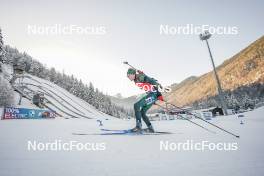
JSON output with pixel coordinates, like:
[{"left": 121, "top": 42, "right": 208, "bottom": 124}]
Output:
[{"left": 199, "top": 31, "right": 228, "bottom": 115}]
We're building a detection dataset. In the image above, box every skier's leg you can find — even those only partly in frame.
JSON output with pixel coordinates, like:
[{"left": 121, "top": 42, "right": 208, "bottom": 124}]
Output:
[
  {"left": 141, "top": 107, "right": 152, "bottom": 127},
  {"left": 134, "top": 101, "right": 142, "bottom": 128},
  {"left": 141, "top": 93, "right": 157, "bottom": 132},
  {"left": 141, "top": 106, "right": 155, "bottom": 133},
  {"left": 133, "top": 97, "right": 147, "bottom": 130}
]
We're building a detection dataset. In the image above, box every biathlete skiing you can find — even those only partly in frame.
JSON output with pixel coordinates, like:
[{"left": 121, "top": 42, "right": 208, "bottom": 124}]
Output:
[{"left": 126, "top": 67, "right": 164, "bottom": 133}]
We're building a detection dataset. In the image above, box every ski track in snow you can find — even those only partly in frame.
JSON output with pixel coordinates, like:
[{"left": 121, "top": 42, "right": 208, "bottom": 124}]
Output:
[{"left": 0, "top": 106, "right": 264, "bottom": 176}]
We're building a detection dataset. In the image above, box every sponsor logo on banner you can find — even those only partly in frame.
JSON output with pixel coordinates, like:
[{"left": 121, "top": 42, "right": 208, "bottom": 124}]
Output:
[{"left": 2, "top": 107, "right": 56, "bottom": 120}]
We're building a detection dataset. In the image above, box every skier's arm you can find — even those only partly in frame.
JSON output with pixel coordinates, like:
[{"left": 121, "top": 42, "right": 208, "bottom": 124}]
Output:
[
  {"left": 145, "top": 75, "right": 165, "bottom": 101},
  {"left": 144, "top": 75, "right": 161, "bottom": 88}
]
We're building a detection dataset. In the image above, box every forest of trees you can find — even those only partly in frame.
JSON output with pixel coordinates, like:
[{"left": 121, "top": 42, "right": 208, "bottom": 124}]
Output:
[{"left": 0, "top": 28, "right": 14, "bottom": 106}]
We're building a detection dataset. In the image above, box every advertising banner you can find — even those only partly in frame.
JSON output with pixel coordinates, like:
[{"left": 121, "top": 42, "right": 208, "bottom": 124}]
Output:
[{"left": 2, "top": 107, "right": 56, "bottom": 119}]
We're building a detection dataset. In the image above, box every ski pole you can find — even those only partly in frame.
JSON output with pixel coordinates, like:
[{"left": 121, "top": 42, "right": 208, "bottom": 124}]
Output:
[
  {"left": 155, "top": 103, "right": 216, "bottom": 134},
  {"left": 165, "top": 101, "right": 240, "bottom": 138}
]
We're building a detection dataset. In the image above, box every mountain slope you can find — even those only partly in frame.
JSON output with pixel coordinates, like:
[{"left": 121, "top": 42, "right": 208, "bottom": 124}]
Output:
[{"left": 165, "top": 35, "right": 264, "bottom": 106}]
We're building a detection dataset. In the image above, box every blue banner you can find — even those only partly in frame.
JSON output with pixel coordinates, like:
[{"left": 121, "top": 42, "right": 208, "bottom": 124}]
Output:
[{"left": 2, "top": 107, "right": 56, "bottom": 119}]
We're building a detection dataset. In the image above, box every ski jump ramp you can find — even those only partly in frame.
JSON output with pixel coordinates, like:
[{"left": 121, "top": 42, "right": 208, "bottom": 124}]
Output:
[{"left": 14, "top": 74, "right": 111, "bottom": 120}]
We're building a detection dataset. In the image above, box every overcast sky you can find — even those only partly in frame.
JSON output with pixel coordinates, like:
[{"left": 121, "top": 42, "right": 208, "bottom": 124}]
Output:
[{"left": 1, "top": 0, "right": 263, "bottom": 97}]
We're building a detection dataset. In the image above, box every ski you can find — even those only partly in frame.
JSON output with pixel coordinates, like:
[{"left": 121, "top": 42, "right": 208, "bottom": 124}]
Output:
[
  {"left": 72, "top": 129, "right": 174, "bottom": 136},
  {"left": 100, "top": 128, "right": 133, "bottom": 133},
  {"left": 101, "top": 128, "right": 174, "bottom": 134},
  {"left": 100, "top": 131, "right": 173, "bottom": 135},
  {"left": 72, "top": 132, "right": 172, "bottom": 136}
]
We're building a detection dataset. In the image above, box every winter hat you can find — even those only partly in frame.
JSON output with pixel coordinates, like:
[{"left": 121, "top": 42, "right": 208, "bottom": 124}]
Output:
[{"left": 127, "top": 68, "right": 136, "bottom": 75}]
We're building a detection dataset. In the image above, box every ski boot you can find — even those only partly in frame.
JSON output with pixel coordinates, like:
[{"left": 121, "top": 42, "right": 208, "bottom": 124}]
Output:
[
  {"left": 131, "top": 121, "right": 142, "bottom": 132},
  {"left": 143, "top": 125, "right": 155, "bottom": 133}
]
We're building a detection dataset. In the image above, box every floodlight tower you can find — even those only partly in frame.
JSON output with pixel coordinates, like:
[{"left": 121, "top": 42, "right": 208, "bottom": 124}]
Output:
[{"left": 199, "top": 31, "right": 228, "bottom": 115}]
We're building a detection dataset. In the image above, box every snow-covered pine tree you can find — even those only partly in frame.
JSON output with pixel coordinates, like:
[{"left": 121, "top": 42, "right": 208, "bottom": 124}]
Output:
[
  {"left": 0, "top": 75, "right": 14, "bottom": 106},
  {"left": 0, "top": 28, "right": 5, "bottom": 64},
  {"left": 87, "top": 82, "right": 95, "bottom": 105},
  {"left": 0, "top": 28, "right": 5, "bottom": 73},
  {"left": 48, "top": 67, "right": 57, "bottom": 83}
]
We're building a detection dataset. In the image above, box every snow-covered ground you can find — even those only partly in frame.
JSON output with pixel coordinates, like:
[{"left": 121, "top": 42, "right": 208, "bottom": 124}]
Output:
[
  {"left": 0, "top": 106, "right": 264, "bottom": 176},
  {"left": 1, "top": 71, "right": 263, "bottom": 175}
]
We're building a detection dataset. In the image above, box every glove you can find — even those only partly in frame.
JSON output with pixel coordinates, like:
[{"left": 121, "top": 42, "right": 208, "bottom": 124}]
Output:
[{"left": 157, "top": 95, "right": 164, "bottom": 101}]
